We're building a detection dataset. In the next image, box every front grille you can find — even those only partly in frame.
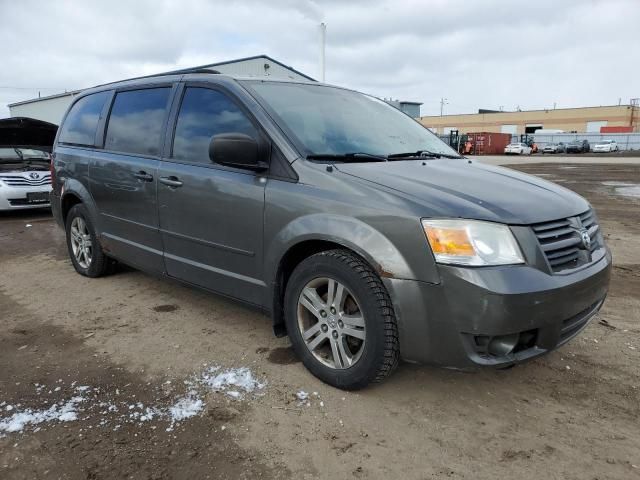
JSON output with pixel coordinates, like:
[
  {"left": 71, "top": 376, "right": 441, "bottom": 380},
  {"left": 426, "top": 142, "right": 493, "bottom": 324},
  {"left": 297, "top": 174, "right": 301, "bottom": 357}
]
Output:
[
  {"left": 532, "top": 209, "right": 600, "bottom": 273},
  {"left": 0, "top": 174, "right": 51, "bottom": 187}
]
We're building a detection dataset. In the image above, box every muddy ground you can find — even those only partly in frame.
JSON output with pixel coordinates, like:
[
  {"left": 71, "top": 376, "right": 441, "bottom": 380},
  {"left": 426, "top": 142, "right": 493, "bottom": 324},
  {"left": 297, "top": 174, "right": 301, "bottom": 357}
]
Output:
[{"left": 1, "top": 162, "right": 639, "bottom": 480}]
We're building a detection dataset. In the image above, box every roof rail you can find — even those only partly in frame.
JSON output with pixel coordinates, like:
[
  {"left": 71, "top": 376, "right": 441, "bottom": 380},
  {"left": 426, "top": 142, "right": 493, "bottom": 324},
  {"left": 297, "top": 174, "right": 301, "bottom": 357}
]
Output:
[
  {"left": 165, "top": 67, "right": 221, "bottom": 75},
  {"left": 89, "top": 68, "right": 221, "bottom": 90}
]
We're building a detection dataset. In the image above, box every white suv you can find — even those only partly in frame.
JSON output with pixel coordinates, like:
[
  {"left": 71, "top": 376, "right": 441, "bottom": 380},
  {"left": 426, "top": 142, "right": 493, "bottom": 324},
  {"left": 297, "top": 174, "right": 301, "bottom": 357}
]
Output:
[
  {"left": 593, "top": 140, "right": 618, "bottom": 153},
  {"left": 0, "top": 148, "right": 52, "bottom": 210}
]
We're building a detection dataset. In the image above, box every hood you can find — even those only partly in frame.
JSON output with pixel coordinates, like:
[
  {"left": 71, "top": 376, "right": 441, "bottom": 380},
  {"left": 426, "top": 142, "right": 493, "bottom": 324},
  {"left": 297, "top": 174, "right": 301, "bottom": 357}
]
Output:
[
  {"left": 0, "top": 117, "right": 58, "bottom": 150},
  {"left": 335, "top": 159, "right": 589, "bottom": 224}
]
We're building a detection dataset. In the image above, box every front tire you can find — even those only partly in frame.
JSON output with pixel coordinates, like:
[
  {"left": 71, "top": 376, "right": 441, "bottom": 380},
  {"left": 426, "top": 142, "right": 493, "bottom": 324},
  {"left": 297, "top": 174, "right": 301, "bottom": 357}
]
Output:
[
  {"left": 284, "top": 249, "right": 399, "bottom": 390},
  {"left": 65, "top": 204, "right": 112, "bottom": 277}
]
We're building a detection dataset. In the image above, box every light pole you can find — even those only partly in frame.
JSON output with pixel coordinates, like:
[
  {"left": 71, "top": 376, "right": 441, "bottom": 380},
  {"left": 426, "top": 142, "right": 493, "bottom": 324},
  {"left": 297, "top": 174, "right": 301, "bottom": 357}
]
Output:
[
  {"left": 440, "top": 97, "right": 448, "bottom": 116},
  {"left": 320, "top": 23, "right": 326, "bottom": 82}
]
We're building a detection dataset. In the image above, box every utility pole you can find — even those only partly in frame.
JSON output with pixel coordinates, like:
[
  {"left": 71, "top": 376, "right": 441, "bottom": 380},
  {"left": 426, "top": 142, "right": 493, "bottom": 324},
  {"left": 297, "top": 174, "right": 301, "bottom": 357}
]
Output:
[
  {"left": 631, "top": 98, "right": 639, "bottom": 131},
  {"left": 319, "top": 23, "right": 326, "bottom": 82},
  {"left": 440, "top": 97, "right": 448, "bottom": 116}
]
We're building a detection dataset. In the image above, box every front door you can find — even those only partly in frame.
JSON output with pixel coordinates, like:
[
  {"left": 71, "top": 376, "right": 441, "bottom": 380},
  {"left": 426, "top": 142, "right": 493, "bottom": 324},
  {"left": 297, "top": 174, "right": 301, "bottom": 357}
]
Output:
[
  {"left": 90, "top": 86, "right": 173, "bottom": 273},
  {"left": 158, "top": 85, "right": 267, "bottom": 305}
]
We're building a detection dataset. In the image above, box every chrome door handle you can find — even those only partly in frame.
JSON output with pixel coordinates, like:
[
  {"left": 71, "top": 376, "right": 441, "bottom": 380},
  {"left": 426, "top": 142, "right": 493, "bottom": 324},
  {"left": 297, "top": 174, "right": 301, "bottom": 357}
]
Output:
[
  {"left": 133, "top": 171, "right": 154, "bottom": 182},
  {"left": 159, "top": 176, "right": 183, "bottom": 188}
]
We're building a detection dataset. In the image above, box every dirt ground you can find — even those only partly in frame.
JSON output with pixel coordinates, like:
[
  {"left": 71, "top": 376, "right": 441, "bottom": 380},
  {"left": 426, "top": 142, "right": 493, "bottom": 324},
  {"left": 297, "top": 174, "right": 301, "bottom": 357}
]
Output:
[{"left": 1, "top": 161, "right": 639, "bottom": 480}]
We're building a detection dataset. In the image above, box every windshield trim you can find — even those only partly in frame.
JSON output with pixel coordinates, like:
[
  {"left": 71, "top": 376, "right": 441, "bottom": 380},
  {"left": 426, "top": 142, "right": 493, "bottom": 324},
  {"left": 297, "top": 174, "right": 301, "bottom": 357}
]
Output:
[{"left": 240, "top": 79, "right": 461, "bottom": 161}]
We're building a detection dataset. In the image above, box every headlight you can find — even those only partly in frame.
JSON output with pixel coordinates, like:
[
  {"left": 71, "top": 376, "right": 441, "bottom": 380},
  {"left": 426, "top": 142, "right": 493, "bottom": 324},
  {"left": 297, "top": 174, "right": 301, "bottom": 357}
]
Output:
[{"left": 422, "top": 219, "right": 525, "bottom": 266}]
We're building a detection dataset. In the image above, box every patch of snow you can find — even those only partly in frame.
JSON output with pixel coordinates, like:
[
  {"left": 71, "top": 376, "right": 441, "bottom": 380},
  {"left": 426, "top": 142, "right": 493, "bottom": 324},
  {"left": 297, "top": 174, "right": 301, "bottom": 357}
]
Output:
[
  {"left": 0, "top": 396, "right": 84, "bottom": 434},
  {"left": 602, "top": 181, "right": 634, "bottom": 186},
  {"left": 616, "top": 186, "right": 640, "bottom": 198},
  {"left": 200, "top": 367, "right": 266, "bottom": 396},
  {"left": 1, "top": 365, "right": 266, "bottom": 437},
  {"left": 168, "top": 395, "right": 204, "bottom": 423}
]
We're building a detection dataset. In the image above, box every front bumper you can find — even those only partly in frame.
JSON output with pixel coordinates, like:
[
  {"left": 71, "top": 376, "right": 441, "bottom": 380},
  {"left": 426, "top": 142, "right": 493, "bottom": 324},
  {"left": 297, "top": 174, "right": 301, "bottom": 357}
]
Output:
[
  {"left": 0, "top": 184, "right": 52, "bottom": 211},
  {"left": 383, "top": 249, "right": 611, "bottom": 369}
]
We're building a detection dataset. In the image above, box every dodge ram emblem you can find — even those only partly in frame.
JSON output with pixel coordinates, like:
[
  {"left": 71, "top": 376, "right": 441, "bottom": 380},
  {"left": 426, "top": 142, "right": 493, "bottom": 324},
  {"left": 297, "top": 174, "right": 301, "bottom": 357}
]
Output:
[{"left": 579, "top": 229, "right": 591, "bottom": 250}]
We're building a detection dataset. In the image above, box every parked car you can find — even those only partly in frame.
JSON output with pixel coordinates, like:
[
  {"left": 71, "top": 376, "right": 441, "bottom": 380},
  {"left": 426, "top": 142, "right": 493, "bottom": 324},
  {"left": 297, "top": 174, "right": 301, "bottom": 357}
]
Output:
[
  {"left": 50, "top": 72, "right": 611, "bottom": 389},
  {"left": 566, "top": 139, "right": 590, "bottom": 153},
  {"left": 542, "top": 143, "right": 560, "bottom": 154},
  {"left": 593, "top": 140, "right": 619, "bottom": 153},
  {"left": 0, "top": 147, "right": 52, "bottom": 210},
  {"left": 504, "top": 143, "right": 532, "bottom": 155}
]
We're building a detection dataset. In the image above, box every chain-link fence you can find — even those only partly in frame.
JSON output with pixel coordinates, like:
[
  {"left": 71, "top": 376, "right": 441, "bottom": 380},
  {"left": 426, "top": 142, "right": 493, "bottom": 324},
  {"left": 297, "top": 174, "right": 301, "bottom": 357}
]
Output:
[{"left": 532, "top": 133, "right": 640, "bottom": 151}]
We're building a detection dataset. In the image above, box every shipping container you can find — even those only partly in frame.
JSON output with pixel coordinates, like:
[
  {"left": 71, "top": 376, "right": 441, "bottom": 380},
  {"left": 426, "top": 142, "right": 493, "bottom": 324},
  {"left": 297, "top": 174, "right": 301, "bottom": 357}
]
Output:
[
  {"left": 465, "top": 132, "right": 512, "bottom": 155},
  {"left": 600, "top": 126, "right": 633, "bottom": 133}
]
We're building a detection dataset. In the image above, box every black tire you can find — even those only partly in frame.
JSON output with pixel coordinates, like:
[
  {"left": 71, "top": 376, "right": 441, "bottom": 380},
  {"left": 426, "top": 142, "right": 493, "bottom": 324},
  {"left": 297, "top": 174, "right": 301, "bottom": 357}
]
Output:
[
  {"left": 65, "top": 204, "right": 112, "bottom": 277},
  {"left": 284, "top": 249, "right": 399, "bottom": 390}
]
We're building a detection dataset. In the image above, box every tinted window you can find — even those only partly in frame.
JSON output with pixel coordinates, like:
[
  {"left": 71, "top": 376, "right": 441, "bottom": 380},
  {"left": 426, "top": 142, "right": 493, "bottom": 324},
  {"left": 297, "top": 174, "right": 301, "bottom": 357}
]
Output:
[
  {"left": 58, "top": 91, "right": 110, "bottom": 146},
  {"left": 173, "top": 87, "right": 258, "bottom": 163},
  {"left": 105, "top": 88, "right": 170, "bottom": 156}
]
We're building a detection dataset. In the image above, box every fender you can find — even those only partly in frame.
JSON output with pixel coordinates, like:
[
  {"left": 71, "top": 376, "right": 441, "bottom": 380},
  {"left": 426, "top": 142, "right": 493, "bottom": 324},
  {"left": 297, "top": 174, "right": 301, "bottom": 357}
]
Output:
[
  {"left": 60, "top": 178, "right": 100, "bottom": 230},
  {"left": 266, "top": 213, "right": 419, "bottom": 284}
]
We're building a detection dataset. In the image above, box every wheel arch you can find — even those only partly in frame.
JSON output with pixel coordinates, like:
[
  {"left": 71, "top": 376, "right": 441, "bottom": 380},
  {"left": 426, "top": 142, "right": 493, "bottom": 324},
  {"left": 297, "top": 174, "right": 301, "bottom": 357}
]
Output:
[
  {"left": 60, "top": 179, "right": 99, "bottom": 228},
  {"left": 266, "top": 214, "right": 417, "bottom": 336}
]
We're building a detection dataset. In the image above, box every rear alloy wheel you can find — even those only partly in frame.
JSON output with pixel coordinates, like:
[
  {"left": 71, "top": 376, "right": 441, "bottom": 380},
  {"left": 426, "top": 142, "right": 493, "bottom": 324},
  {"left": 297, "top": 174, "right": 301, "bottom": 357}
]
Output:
[
  {"left": 284, "top": 249, "right": 399, "bottom": 389},
  {"left": 65, "top": 204, "right": 113, "bottom": 277},
  {"left": 70, "top": 216, "right": 93, "bottom": 269}
]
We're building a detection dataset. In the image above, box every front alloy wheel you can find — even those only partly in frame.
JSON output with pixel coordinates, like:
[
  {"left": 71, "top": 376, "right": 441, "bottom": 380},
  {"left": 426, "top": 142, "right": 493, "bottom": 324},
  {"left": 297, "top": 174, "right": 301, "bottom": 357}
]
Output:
[
  {"left": 284, "top": 249, "right": 400, "bottom": 389},
  {"left": 297, "top": 277, "right": 366, "bottom": 369}
]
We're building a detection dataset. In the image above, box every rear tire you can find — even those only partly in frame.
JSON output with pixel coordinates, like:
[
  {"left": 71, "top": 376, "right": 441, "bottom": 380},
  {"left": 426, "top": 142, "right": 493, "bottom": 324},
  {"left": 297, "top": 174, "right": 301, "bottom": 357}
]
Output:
[
  {"left": 65, "top": 204, "right": 112, "bottom": 277},
  {"left": 284, "top": 249, "right": 400, "bottom": 390}
]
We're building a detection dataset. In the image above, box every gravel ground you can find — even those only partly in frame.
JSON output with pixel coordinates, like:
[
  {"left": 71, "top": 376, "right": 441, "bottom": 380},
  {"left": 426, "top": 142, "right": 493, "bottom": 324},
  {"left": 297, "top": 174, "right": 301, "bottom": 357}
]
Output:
[{"left": 0, "top": 160, "right": 639, "bottom": 480}]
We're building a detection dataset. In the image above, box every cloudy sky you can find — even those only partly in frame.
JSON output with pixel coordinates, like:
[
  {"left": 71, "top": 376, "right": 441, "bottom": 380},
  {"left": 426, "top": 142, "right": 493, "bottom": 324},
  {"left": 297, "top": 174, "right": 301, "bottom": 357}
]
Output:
[{"left": 1, "top": 0, "right": 638, "bottom": 119}]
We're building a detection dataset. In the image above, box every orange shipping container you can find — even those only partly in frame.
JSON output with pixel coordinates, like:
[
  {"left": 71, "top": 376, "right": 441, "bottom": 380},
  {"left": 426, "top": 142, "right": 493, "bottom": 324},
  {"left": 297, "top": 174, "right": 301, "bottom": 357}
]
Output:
[
  {"left": 600, "top": 126, "right": 633, "bottom": 133},
  {"left": 465, "top": 132, "right": 512, "bottom": 155}
]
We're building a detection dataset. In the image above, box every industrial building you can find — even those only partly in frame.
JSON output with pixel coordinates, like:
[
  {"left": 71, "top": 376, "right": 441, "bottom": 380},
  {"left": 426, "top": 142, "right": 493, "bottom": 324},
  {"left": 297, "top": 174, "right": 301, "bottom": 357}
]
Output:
[
  {"left": 7, "top": 55, "right": 314, "bottom": 125},
  {"left": 420, "top": 104, "right": 639, "bottom": 135},
  {"left": 7, "top": 54, "right": 422, "bottom": 125}
]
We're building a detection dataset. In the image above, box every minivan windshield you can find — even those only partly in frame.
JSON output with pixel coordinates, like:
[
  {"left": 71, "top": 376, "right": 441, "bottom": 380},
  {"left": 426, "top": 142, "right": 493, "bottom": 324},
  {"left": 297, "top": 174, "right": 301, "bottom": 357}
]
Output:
[{"left": 244, "top": 81, "right": 461, "bottom": 159}]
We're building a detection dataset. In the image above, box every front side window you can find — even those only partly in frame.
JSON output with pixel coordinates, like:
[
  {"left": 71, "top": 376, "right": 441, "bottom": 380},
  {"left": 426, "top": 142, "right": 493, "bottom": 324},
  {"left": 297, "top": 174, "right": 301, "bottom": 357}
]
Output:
[
  {"left": 105, "top": 88, "right": 170, "bottom": 156},
  {"left": 244, "top": 81, "right": 459, "bottom": 157},
  {"left": 58, "top": 91, "right": 110, "bottom": 146},
  {"left": 172, "top": 87, "right": 258, "bottom": 164}
]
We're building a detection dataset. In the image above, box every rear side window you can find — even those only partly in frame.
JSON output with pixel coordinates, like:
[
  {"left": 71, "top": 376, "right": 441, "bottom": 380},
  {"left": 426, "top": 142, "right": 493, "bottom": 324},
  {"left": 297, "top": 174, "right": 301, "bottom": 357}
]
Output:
[
  {"left": 105, "top": 88, "right": 171, "bottom": 156},
  {"left": 58, "top": 91, "right": 110, "bottom": 146},
  {"left": 172, "top": 87, "right": 258, "bottom": 164}
]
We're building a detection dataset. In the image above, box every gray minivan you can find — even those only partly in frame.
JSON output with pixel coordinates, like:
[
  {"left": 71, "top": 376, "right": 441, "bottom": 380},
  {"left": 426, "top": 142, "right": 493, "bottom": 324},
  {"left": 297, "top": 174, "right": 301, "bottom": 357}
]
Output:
[{"left": 51, "top": 70, "right": 611, "bottom": 389}]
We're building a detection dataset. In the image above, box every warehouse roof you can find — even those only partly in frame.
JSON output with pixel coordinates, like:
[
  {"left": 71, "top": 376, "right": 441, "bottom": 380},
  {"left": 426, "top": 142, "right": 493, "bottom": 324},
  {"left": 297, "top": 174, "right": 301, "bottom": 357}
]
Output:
[{"left": 8, "top": 54, "right": 315, "bottom": 108}]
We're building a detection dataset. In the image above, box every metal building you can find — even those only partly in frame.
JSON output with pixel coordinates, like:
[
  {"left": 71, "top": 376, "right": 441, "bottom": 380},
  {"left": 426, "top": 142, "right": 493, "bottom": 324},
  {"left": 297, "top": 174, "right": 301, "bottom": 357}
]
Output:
[
  {"left": 7, "top": 55, "right": 315, "bottom": 125},
  {"left": 420, "top": 104, "right": 640, "bottom": 135}
]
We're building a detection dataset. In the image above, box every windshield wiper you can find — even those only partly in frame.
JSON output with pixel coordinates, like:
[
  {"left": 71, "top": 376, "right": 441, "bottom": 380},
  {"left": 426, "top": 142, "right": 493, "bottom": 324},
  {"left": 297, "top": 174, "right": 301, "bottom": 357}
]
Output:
[
  {"left": 306, "top": 152, "right": 388, "bottom": 163},
  {"left": 387, "top": 150, "right": 462, "bottom": 160}
]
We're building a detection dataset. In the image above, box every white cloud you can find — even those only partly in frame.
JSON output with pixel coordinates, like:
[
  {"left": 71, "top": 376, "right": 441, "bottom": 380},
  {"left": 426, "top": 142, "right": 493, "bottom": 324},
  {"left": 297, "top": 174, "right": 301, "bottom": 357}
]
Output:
[{"left": 0, "top": 0, "right": 638, "bottom": 118}]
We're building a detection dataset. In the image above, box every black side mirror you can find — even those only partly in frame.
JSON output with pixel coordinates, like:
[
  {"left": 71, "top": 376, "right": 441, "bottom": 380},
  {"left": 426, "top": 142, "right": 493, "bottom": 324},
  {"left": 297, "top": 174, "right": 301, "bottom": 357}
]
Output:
[{"left": 209, "top": 133, "right": 268, "bottom": 171}]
